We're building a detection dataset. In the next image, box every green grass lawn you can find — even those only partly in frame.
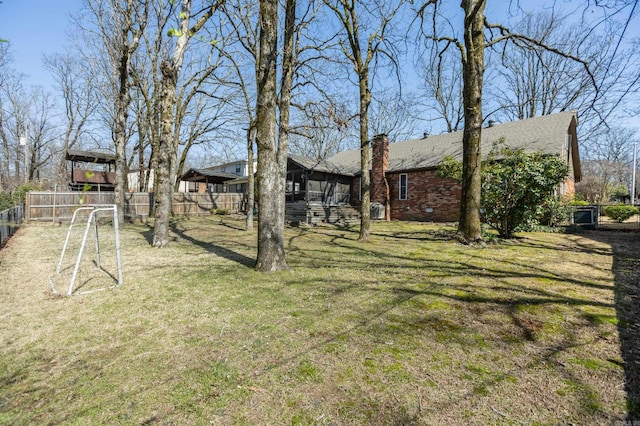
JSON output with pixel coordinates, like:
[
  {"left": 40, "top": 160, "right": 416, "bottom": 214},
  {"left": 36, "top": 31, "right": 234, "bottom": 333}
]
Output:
[{"left": 0, "top": 216, "right": 635, "bottom": 424}]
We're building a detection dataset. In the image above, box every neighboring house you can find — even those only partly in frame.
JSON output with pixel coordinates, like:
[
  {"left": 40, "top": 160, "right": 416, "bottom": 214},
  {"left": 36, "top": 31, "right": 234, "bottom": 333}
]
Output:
[
  {"left": 66, "top": 150, "right": 116, "bottom": 191},
  {"left": 180, "top": 159, "right": 256, "bottom": 193},
  {"left": 290, "top": 111, "right": 581, "bottom": 223},
  {"left": 128, "top": 168, "right": 194, "bottom": 192}
]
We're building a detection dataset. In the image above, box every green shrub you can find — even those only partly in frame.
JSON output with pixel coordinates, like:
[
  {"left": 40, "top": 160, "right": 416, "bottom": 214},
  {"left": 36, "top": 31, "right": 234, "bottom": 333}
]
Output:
[
  {"left": 438, "top": 140, "right": 569, "bottom": 238},
  {"left": 602, "top": 204, "right": 638, "bottom": 223},
  {"left": 569, "top": 200, "right": 590, "bottom": 206},
  {"left": 0, "top": 192, "right": 13, "bottom": 211},
  {"left": 11, "top": 183, "right": 39, "bottom": 206},
  {"left": 538, "top": 196, "right": 574, "bottom": 228},
  {"left": 610, "top": 184, "right": 629, "bottom": 203}
]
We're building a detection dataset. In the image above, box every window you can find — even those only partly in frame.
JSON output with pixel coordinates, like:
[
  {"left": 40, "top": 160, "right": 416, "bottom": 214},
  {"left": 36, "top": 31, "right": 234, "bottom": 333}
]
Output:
[
  {"left": 221, "top": 166, "right": 226, "bottom": 172},
  {"left": 235, "top": 163, "right": 241, "bottom": 174},
  {"left": 399, "top": 174, "right": 408, "bottom": 200}
]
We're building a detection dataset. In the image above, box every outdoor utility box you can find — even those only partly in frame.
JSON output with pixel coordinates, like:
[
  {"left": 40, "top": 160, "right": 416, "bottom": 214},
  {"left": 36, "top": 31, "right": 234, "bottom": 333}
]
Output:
[
  {"left": 572, "top": 206, "right": 598, "bottom": 229},
  {"left": 370, "top": 202, "right": 385, "bottom": 220}
]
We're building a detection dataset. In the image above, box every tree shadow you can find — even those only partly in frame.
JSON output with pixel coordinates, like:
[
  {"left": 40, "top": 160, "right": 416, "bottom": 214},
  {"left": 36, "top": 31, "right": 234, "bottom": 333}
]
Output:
[
  {"left": 169, "top": 221, "right": 255, "bottom": 268},
  {"left": 134, "top": 219, "right": 255, "bottom": 268},
  {"left": 249, "top": 229, "right": 624, "bottom": 422},
  {"left": 585, "top": 229, "right": 640, "bottom": 420}
]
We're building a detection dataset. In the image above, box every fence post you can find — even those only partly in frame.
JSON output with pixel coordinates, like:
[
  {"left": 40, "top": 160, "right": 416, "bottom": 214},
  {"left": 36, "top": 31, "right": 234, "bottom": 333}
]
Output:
[{"left": 25, "top": 192, "right": 30, "bottom": 223}]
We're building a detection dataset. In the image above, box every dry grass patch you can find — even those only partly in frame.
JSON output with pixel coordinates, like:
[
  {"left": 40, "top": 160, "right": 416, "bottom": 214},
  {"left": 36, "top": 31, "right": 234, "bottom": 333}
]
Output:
[{"left": 0, "top": 216, "right": 634, "bottom": 424}]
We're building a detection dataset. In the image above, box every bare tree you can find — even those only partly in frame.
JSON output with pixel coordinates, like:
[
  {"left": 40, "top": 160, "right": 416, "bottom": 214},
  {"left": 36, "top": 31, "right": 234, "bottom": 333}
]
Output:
[
  {"left": 218, "top": 0, "right": 260, "bottom": 231},
  {"left": 369, "top": 89, "right": 423, "bottom": 143},
  {"left": 152, "top": 0, "right": 225, "bottom": 248},
  {"left": 0, "top": 94, "right": 7, "bottom": 190},
  {"left": 416, "top": 0, "right": 605, "bottom": 242},
  {"left": 419, "top": 43, "right": 464, "bottom": 133},
  {"left": 1, "top": 73, "right": 30, "bottom": 188},
  {"left": 0, "top": 43, "right": 11, "bottom": 190},
  {"left": 44, "top": 52, "right": 100, "bottom": 187},
  {"left": 456, "top": 0, "right": 485, "bottom": 243},
  {"left": 0, "top": 73, "right": 58, "bottom": 189},
  {"left": 577, "top": 127, "right": 636, "bottom": 202},
  {"left": 323, "top": 0, "right": 407, "bottom": 241},
  {"left": 490, "top": 10, "right": 640, "bottom": 141},
  {"left": 419, "top": 0, "right": 486, "bottom": 242},
  {"left": 254, "top": 0, "right": 296, "bottom": 271},
  {"left": 81, "top": 0, "right": 148, "bottom": 224},
  {"left": 25, "top": 87, "right": 57, "bottom": 182},
  {"left": 289, "top": 101, "right": 354, "bottom": 159}
]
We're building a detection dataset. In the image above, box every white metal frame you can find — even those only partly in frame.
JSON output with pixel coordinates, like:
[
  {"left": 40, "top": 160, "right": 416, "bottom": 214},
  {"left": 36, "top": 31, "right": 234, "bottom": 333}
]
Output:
[{"left": 50, "top": 205, "right": 122, "bottom": 295}]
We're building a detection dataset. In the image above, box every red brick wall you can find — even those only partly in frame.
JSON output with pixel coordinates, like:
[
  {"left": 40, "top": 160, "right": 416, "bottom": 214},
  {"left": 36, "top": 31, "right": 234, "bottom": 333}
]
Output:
[
  {"left": 387, "top": 169, "right": 461, "bottom": 222},
  {"left": 371, "top": 134, "right": 389, "bottom": 206},
  {"left": 563, "top": 177, "right": 575, "bottom": 198},
  {"left": 352, "top": 169, "right": 571, "bottom": 222}
]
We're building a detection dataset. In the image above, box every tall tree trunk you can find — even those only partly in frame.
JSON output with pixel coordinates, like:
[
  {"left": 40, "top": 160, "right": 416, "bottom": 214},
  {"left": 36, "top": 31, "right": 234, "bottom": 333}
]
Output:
[
  {"left": 137, "top": 123, "right": 146, "bottom": 191},
  {"left": 0, "top": 101, "right": 8, "bottom": 191},
  {"left": 255, "top": 0, "right": 289, "bottom": 272},
  {"left": 153, "top": 0, "right": 190, "bottom": 247},
  {"left": 274, "top": 0, "right": 296, "bottom": 257},
  {"left": 152, "top": 60, "right": 177, "bottom": 247},
  {"left": 458, "top": 0, "right": 485, "bottom": 243},
  {"left": 114, "top": 47, "right": 129, "bottom": 225},
  {"left": 149, "top": 123, "right": 159, "bottom": 214},
  {"left": 358, "top": 71, "right": 371, "bottom": 241},
  {"left": 152, "top": 0, "right": 222, "bottom": 246},
  {"left": 246, "top": 126, "right": 255, "bottom": 231}
]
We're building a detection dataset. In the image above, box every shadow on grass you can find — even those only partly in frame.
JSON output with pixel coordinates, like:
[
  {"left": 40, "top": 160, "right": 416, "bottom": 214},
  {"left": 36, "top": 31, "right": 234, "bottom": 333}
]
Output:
[
  {"left": 130, "top": 218, "right": 630, "bottom": 421},
  {"left": 585, "top": 229, "right": 640, "bottom": 420},
  {"left": 169, "top": 222, "right": 255, "bottom": 268},
  {"left": 255, "top": 232, "right": 623, "bottom": 421},
  {"left": 136, "top": 219, "right": 255, "bottom": 268}
]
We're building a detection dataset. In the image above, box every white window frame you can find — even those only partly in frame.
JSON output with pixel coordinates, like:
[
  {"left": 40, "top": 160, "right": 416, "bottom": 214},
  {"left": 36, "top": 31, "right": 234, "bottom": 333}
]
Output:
[{"left": 399, "top": 173, "right": 408, "bottom": 200}]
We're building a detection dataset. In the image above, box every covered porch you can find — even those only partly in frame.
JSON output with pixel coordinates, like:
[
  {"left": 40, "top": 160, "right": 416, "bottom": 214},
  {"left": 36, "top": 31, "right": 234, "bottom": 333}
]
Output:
[
  {"left": 180, "top": 168, "right": 245, "bottom": 193},
  {"left": 285, "top": 155, "right": 359, "bottom": 225},
  {"left": 66, "top": 149, "right": 116, "bottom": 192},
  {"left": 286, "top": 155, "right": 353, "bottom": 205}
]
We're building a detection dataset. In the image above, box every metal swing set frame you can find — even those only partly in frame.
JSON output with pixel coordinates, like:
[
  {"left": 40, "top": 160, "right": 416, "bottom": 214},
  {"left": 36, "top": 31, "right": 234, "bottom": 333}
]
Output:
[{"left": 49, "top": 205, "right": 123, "bottom": 296}]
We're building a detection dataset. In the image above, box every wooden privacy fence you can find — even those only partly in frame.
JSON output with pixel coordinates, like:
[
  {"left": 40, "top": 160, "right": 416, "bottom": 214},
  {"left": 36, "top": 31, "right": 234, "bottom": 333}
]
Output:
[{"left": 26, "top": 192, "right": 245, "bottom": 222}]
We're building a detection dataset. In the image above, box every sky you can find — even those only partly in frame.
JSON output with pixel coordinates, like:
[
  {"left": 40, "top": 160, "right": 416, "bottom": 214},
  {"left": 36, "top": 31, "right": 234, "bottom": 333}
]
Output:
[
  {"left": 1, "top": 0, "right": 639, "bottom": 137},
  {"left": 1, "top": 0, "right": 83, "bottom": 89}
]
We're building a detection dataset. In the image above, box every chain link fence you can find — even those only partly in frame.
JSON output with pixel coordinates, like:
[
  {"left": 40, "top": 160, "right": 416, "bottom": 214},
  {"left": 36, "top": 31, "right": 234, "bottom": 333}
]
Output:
[{"left": 0, "top": 205, "right": 25, "bottom": 249}]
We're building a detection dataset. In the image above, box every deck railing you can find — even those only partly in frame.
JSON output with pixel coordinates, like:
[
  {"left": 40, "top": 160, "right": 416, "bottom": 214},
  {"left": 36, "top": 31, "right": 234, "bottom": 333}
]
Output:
[{"left": 286, "top": 190, "right": 351, "bottom": 205}]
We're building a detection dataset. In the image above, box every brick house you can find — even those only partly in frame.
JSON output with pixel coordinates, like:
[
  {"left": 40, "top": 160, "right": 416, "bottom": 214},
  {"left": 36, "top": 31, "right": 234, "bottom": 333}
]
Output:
[
  {"left": 180, "top": 159, "right": 256, "bottom": 193},
  {"left": 179, "top": 112, "right": 581, "bottom": 224},
  {"left": 315, "top": 111, "right": 581, "bottom": 222}
]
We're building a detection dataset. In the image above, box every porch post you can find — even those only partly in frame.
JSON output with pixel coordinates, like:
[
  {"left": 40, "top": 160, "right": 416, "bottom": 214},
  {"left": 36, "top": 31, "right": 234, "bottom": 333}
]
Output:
[{"left": 304, "top": 170, "right": 309, "bottom": 204}]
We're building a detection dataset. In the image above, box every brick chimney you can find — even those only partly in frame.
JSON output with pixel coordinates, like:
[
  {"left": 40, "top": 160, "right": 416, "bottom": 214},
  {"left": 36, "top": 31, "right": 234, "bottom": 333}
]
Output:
[{"left": 371, "top": 133, "right": 390, "bottom": 220}]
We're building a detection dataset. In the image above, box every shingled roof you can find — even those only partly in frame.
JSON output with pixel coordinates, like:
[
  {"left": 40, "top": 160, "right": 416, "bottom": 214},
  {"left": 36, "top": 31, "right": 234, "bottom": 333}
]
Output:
[
  {"left": 327, "top": 111, "right": 580, "bottom": 176},
  {"left": 181, "top": 168, "right": 240, "bottom": 182},
  {"left": 288, "top": 154, "right": 356, "bottom": 176}
]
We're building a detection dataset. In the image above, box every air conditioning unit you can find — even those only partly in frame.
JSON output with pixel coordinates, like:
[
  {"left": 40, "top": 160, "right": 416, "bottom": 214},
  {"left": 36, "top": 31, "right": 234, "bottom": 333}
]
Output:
[
  {"left": 572, "top": 206, "right": 598, "bottom": 229},
  {"left": 370, "top": 202, "right": 385, "bottom": 220}
]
